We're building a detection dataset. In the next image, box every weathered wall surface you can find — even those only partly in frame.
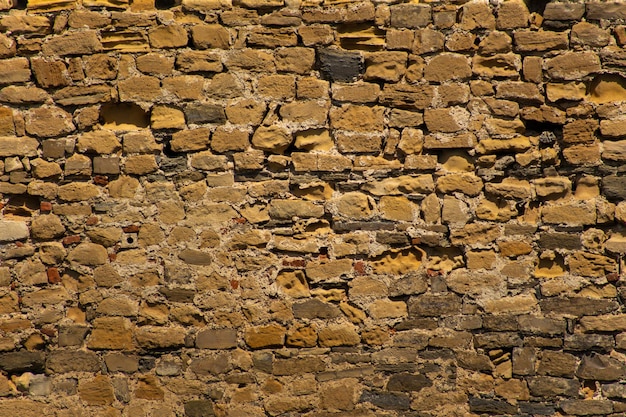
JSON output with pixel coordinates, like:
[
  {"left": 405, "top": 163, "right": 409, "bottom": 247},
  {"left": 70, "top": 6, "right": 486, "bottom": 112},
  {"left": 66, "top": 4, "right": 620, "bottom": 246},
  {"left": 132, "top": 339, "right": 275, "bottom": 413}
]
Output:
[{"left": 2, "top": 0, "right": 626, "bottom": 415}]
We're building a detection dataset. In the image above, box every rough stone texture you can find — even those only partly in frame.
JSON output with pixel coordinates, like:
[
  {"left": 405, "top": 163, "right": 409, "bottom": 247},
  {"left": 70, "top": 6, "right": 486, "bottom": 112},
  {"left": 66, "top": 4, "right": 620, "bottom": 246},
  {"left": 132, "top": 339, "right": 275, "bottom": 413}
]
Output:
[{"left": 0, "top": 2, "right": 624, "bottom": 416}]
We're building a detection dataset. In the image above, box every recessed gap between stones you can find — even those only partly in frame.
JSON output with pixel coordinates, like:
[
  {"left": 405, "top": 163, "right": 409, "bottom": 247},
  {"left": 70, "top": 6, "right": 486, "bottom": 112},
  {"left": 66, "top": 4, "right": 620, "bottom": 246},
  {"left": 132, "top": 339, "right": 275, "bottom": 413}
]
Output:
[
  {"left": 588, "top": 73, "right": 626, "bottom": 104},
  {"left": 155, "top": 0, "right": 180, "bottom": 9},
  {"left": 100, "top": 103, "right": 149, "bottom": 131}
]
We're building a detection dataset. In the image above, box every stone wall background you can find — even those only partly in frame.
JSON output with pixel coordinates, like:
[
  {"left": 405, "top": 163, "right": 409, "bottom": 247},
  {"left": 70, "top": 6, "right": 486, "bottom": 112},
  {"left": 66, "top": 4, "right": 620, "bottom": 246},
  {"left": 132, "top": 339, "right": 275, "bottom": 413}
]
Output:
[{"left": 2, "top": 0, "right": 626, "bottom": 415}]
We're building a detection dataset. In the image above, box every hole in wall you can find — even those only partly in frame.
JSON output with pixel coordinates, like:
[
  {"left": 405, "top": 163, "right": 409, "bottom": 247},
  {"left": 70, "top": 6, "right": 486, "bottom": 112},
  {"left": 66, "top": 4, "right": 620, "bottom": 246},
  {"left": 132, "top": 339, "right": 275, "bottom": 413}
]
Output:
[
  {"left": 100, "top": 102, "right": 149, "bottom": 131},
  {"left": 588, "top": 74, "right": 626, "bottom": 104},
  {"left": 523, "top": 0, "right": 548, "bottom": 14},
  {"left": 154, "top": 0, "right": 180, "bottom": 8}
]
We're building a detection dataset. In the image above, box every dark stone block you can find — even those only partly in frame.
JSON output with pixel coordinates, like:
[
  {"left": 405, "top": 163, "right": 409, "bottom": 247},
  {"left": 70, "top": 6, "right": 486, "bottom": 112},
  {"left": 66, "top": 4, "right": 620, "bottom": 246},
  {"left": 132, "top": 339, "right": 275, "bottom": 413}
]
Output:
[
  {"left": 408, "top": 294, "right": 461, "bottom": 317},
  {"left": 564, "top": 334, "right": 614, "bottom": 352},
  {"left": 93, "top": 156, "right": 121, "bottom": 175},
  {"left": 252, "top": 351, "right": 273, "bottom": 373},
  {"left": 293, "top": 299, "right": 341, "bottom": 320},
  {"left": 184, "top": 103, "right": 226, "bottom": 124},
  {"left": 483, "top": 315, "right": 519, "bottom": 331},
  {"left": 360, "top": 391, "right": 411, "bottom": 410},
  {"left": 185, "top": 400, "right": 215, "bottom": 417},
  {"left": 387, "top": 373, "right": 432, "bottom": 392},
  {"left": 603, "top": 175, "right": 626, "bottom": 201},
  {"left": 539, "top": 297, "right": 619, "bottom": 317},
  {"left": 159, "top": 287, "right": 196, "bottom": 303},
  {"left": 318, "top": 49, "right": 363, "bottom": 83},
  {"left": 519, "top": 402, "right": 556, "bottom": 415},
  {"left": 474, "top": 332, "right": 523, "bottom": 349},
  {"left": 389, "top": 4, "right": 431, "bottom": 28},
  {"left": 0, "top": 351, "right": 45, "bottom": 373},
  {"left": 538, "top": 232, "right": 581, "bottom": 250},
  {"left": 273, "top": 357, "right": 326, "bottom": 376},
  {"left": 528, "top": 376, "right": 579, "bottom": 397},
  {"left": 333, "top": 221, "right": 396, "bottom": 232},
  {"left": 469, "top": 397, "right": 518, "bottom": 414},
  {"left": 47, "top": 350, "right": 100, "bottom": 373},
  {"left": 560, "top": 399, "right": 613, "bottom": 416},
  {"left": 577, "top": 354, "right": 626, "bottom": 381},
  {"left": 538, "top": 351, "right": 578, "bottom": 377},
  {"left": 376, "top": 231, "right": 409, "bottom": 246}
]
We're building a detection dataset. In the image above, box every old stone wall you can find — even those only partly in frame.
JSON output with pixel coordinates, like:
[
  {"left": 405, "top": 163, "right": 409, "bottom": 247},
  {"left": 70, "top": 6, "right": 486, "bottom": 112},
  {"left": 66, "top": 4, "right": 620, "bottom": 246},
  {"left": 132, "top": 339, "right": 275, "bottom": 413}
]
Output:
[{"left": 2, "top": 0, "right": 626, "bottom": 415}]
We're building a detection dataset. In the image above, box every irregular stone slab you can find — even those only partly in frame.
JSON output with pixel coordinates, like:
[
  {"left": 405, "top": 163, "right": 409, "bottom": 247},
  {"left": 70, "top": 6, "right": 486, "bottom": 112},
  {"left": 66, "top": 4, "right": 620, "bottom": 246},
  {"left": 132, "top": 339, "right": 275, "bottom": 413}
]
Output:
[{"left": 0, "top": 220, "right": 29, "bottom": 242}]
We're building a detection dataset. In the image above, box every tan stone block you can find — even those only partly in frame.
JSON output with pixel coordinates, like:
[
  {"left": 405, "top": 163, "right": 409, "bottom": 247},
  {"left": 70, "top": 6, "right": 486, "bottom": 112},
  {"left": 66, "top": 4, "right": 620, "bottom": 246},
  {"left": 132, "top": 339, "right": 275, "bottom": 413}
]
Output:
[
  {"left": 424, "top": 133, "right": 476, "bottom": 149},
  {"left": 124, "top": 154, "right": 157, "bottom": 175},
  {"left": 42, "top": 31, "right": 101, "bottom": 56},
  {"left": 546, "top": 51, "right": 601, "bottom": 81},
  {"left": 523, "top": 56, "right": 542, "bottom": 83},
  {"left": 533, "top": 177, "right": 571, "bottom": 199},
  {"left": 88, "top": 317, "right": 134, "bottom": 350},
  {"left": 466, "top": 250, "right": 496, "bottom": 269},
  {"left": 294, "top": 129, "right": 333, "bottom": 151},
  {"left": 476, "top": 137, "right": 532, "bottom": 154},
  {"left": 136, "top": 326, "right": 186, "bottom": 349},
  {"left": 496, "top": 81, "right": 543, "bottom": 103},
  {"left": 450, "top": 223, "right": 500, "bottom": 245},
  {"left": 397, "top": 128, "right": 423, "bottom": 155},
  {"left": 58, "top": 182, "right": 99, "bottom": 201},
  {"left": 0, "top": 58, "right": 29, "bottom": 86},
  {"left": 161, "top": 75, "right": 204, "bottom": 101},
  {"left": 87, "top": 227, "right": 122, "bottom": 247},
  {"left": 245, "top": 324, "right": 285, "bottom": 349},
  {"left": 148, "top": 25, "right": 187, "bottom": 49},
  {"left": 485, "top": 178, "right": 531, "bottom": 199},
  {"left": 191, "top": 24, "right": 230, "bottom": 49},
  {"left": 0, "top": 85, "right": 49, "bottom": 104},
  {"left": 562, "top": 143, "right": 601, "bottom": 165},
  {"left": 437, "top": 173, "right": 483, "bottom": 196},
  {"left": 472, "top": 53, "right": 522, "bottom": 78},
  {"left": 252, "top": 125, "right": 292, "bottom": 154},
  {"left": 171, "top": 128, "right": 209, "bottom": 152},
  {"left": 541, "top": 200, "right": 596, "bottom": 226},
  {"left": 257, "top": 74, "right": 295, "bottom": 100},
  {"left": 269, "top": 199, "right": 324, "bottom": 219},
  {"left": 79, "top": 376, "right": 114, "bottom": 406},
  {"left": 368, "top": 299, "right": 407, "bottom": 319},
  {"left": 379, "top": 196, "right": 415, "bottom": 222},
  {"left": 108, "top": 176, "right": 139, "bottom": 198},
  {"left": 363, "top": 174, "right": 434, "bottom": 196},
  {"left": 562, "top": 119, "right": 598, "bottom": 144},
  {"left": 211, "top": 127, "right": 249, "bottom": 153},
  {"left": 381, "top": 83, "right": 435, "bottom": 109},
  {"left": 123, "top": 131, "right": 161, "bottom": 154},
  {"left": 413, "top": 27, "right": 444, "bottom": 54},
  {"left": 118, "top": 76, "right": 161, "bottom": 102},
  {"left": 286, "top": 326, "right": 317, "bottom": 347},
  {"left": 227, "top": 49, "right": 276, "bottom": 72},
  {"left": 176, "top": 50, "right": 222, "bottom": 73},
  {"left": 275, "top": 47, "right": 315, "bottom": 74},
  {"left": 226, "top": 99, "right": 266, "bottom": 125},
  {"left": 0, "top": 136, "right": 38, "bottom": 157},
  {"left": 364, "top": 51, "right": 407, "bottom": 82},
  {"left": 190, "top": 151, "right": 228, "bottom": 171},
  {"left": 546, "top": 82, "right": 586, "bottom": 102},
  {"left": 424, "top": 53, "right": 471, "bottom": 82},
  {"left": 318, "top": 323, "right": 359, "bottom": 347},
  {"left": 498, "top": 241, "right": 532, "bottom": 257},
  {"left": 335, "top": 192, "right": 372, "bottom": 219},
  {"left": 299, "top": 24, "right": 334, "bottom": 46},
  {"left": 297, "top": 77, "right": 329, "bottom": 100},
  {"left": 330, "top": 105, "right": 384, "bottom": 132},
  {"left": 276, "top": 270, "right": 309, "bottom": 298},
  {"left": 335, "top": 132, "right": 382, "bottom": 153},
  {"left": 497, "top": 0, "right": 529, "bottom": 29},
  {"left": 25, "top": 106, "right": 75, "bottom": 138},
  {"left": 514, "top": 30, "right": 568, "bottom": 52},
  {"left": 151, "top": 106, "right": 185, "bottom": 130},
  {"left": 64, "top": 154, "right": 91, "bottom": 176},
  {"left": 77, "top": 130, "right": 121, "bottom": 155},
  {"left": 279, "top": 101, "right": 328, "bottom": 125},
  {"left": 600, "top": 119, "right": 626, "bottom": 138},
  {"left": 425, "top": 107, "right": 469, "bottom": 133},
  {"left": 331, "top": 82, "right": 379, "bottom": 103}
]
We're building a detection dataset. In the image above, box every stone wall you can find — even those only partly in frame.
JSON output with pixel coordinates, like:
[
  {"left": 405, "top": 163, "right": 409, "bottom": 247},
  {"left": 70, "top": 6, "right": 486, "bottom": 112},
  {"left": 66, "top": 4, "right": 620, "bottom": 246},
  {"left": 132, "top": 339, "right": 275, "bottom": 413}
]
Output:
[{"left": 2, "top": 0, "right": 626, "bottom": 415}]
